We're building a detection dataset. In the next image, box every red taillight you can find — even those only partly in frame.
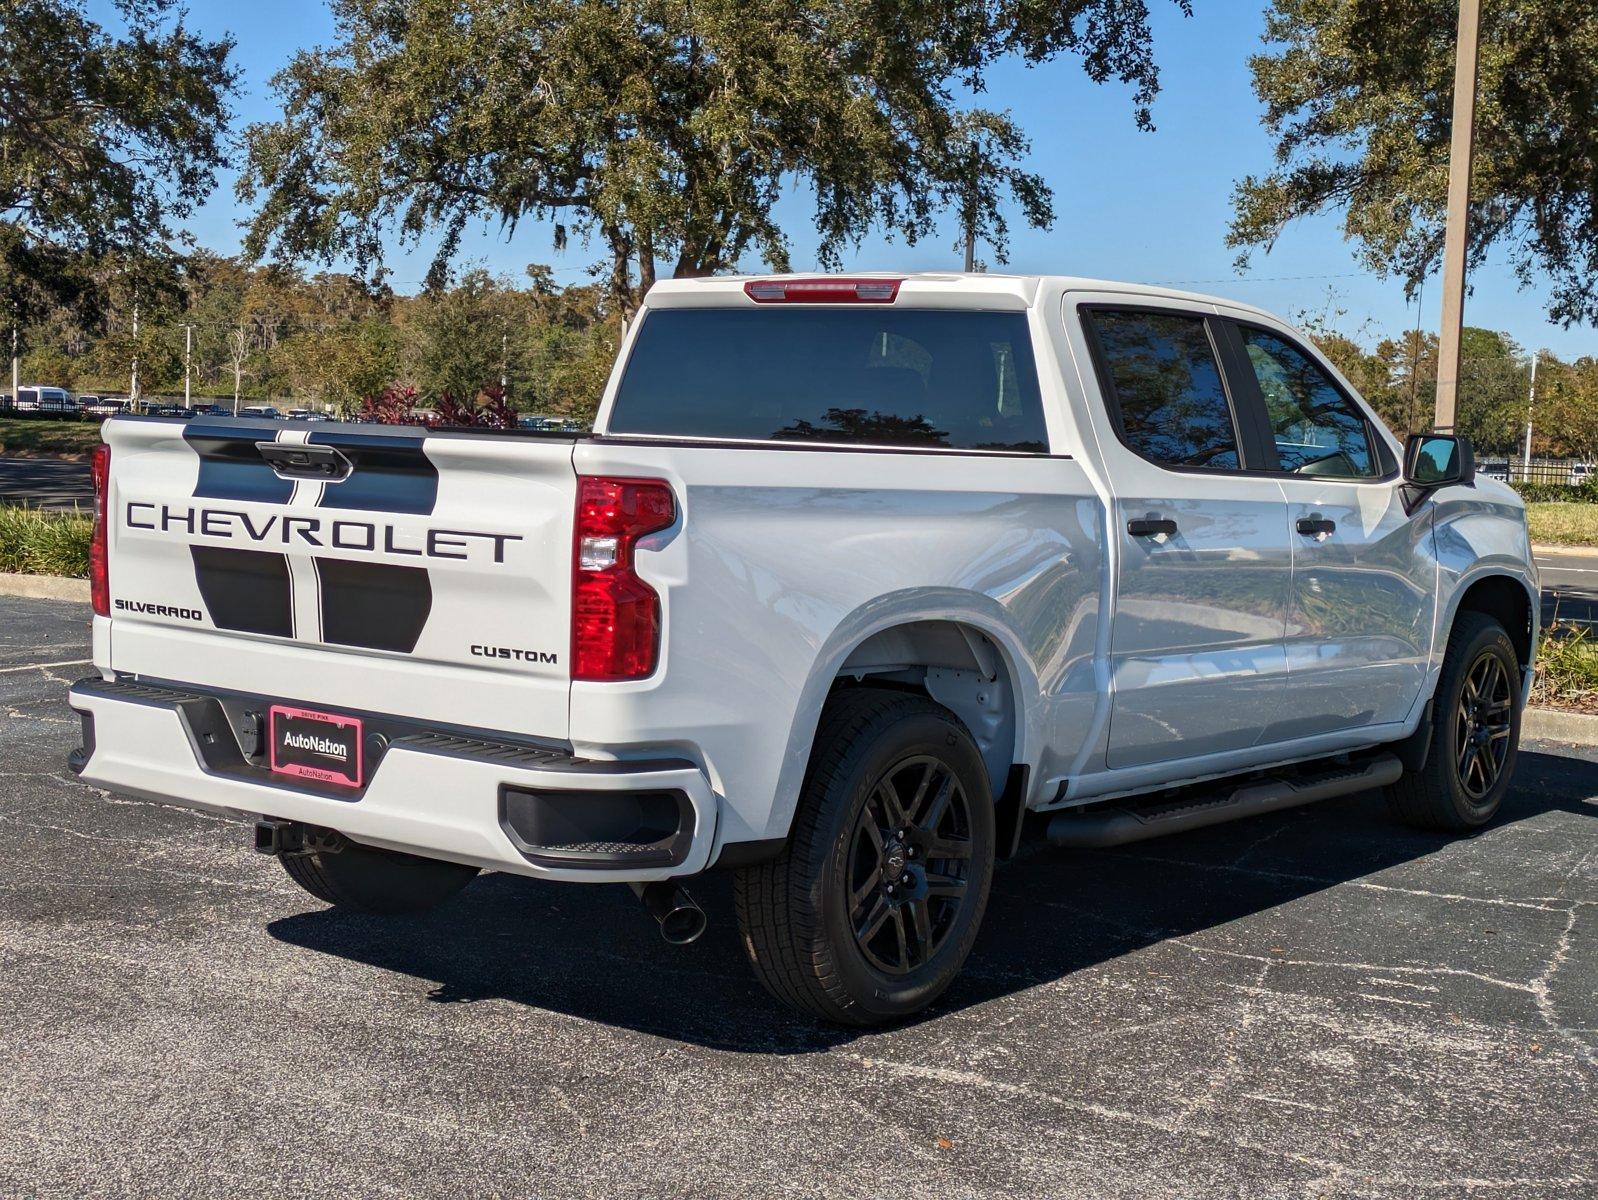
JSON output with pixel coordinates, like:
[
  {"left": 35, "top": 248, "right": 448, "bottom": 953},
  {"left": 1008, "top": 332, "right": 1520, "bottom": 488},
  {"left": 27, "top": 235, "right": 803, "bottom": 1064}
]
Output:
[
  {"left": 572, "top": 476, "right": 675, "bottom": 681},
  {"left": 90, "top": 442, "right": 110, "bottom": 617},
  {"left": 742, "top": 278, "right": 901, "bottom": 304}
]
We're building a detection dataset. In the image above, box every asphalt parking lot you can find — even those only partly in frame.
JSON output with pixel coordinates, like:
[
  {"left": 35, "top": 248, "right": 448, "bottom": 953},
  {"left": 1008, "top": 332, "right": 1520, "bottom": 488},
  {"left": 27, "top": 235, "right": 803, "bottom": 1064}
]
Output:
[
  {"left": 0, "top": 595, "right": 1593, "bottom": 1198},
  {"left": 0, "top": 457, "right": 93, "bottom": 510}
]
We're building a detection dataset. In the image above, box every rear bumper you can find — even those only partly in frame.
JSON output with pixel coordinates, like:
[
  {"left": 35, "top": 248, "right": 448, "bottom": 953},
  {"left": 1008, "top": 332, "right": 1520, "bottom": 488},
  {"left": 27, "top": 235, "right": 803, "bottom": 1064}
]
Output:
[{"left": 68, "top": 677, "right": 717, "bottom": 882}]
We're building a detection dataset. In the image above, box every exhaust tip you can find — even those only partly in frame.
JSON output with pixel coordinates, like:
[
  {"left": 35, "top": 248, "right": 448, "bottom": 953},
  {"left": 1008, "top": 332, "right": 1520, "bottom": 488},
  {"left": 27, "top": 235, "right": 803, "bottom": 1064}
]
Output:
[
  {"left": 658, "top": 903, "right": 707, "bottom": 946},
  {"left": 632, "top": 880, "right": 707, "bottom": 945}
]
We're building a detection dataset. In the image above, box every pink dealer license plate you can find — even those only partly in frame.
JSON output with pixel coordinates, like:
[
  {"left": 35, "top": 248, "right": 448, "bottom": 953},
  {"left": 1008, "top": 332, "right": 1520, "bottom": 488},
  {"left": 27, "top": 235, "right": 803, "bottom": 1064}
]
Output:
[{"left": 268, "top": 705, "right": 364, "bottom": 788}]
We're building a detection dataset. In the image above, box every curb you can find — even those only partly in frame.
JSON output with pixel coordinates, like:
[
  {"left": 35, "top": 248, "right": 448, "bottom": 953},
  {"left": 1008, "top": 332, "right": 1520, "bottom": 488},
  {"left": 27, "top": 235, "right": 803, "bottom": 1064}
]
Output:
[
  {"left": 0, "top": 572, "right": 90, "bottom": 602},
  {"left": 1523, "top": 706, "right": 1598, "bottom": 746},
  {"left": 1532, "top": 543, "right": 1598, "bottom": 558}
]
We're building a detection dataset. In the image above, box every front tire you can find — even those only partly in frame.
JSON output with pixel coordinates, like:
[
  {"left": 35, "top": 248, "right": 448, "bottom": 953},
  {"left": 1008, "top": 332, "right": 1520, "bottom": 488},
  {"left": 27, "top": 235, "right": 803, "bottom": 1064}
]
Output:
[
  {"left": 1386, "top": 611, "right": 1522, "bottom": 831},
  {"left": 279, "top": 840, "right": 480, "bottom": 914},
  {"left": 734, "top": 690, "right": 996, "bottom": 1026}
]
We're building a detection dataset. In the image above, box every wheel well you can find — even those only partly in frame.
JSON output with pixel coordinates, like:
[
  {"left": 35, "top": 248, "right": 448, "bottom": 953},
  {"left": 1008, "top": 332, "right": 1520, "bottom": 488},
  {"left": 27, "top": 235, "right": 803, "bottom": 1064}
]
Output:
[
  {"left": 1454, "top": 575, "right": 1533, "bottom": 668},
  {"left": 834, "top": 620, "right": 1019, "bottom": 797}
]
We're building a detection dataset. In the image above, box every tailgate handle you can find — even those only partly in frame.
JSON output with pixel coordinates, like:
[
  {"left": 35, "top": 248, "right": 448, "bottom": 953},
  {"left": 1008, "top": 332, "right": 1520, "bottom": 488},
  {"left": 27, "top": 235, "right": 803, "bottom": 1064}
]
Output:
[{"left": 257, "top": 441, "right": 352, "bottom": 482}]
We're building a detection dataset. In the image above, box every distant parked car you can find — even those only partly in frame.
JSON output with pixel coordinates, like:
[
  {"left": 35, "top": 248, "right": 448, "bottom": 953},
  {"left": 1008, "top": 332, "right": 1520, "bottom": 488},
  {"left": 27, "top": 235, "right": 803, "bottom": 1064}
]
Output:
[
  {"left": 239, "top": 405, "right": 283, "bottom": 419},
  {"left": 1478, "top": 460, "right": 1511, "bottom": 483},
  {"left": 1572, "top": 462, "right": 1593, "bottom": 486},
  {"left": 148, "top": 404, "right": 195, "bottom": 419},
  {"left": 11, "top": 385, "right": 76, "bottom": 415},
  {"left": 81, "top": 396, "right": 129, "bottom": 418},
  {"left": 286, "top": 407, "right": 333, "bottom": 422},
  {"left": 191, "top": 403, "right": 233, "bottom": 418}
]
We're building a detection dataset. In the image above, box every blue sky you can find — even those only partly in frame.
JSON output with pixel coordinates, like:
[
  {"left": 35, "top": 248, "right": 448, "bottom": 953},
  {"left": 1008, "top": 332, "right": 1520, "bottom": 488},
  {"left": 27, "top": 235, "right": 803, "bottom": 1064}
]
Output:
[{"left": 151, "top": 0, "right": 1591, "bottom": 360}]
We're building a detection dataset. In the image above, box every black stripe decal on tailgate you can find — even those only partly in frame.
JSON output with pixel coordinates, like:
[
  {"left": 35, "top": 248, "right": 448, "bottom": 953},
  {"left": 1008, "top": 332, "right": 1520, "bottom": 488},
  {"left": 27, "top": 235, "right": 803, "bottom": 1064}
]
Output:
[
  {"left": 191, "top": 547, "right": 294, "bottom": 637},
  {"left": 309, "top": 430, "right": 439, "bottom": 515},
  {"left": 314, "top": 558, "right": 432, "bottom": 653},
  {"left": 184, "top": 422, "right": 294, "bottom": 504}
]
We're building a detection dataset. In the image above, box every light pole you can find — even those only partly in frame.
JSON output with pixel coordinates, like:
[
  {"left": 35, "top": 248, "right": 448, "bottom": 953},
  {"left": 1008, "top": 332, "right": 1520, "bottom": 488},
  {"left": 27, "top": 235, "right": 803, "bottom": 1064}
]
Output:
[
  {"left": 1433, "top": 0, "right": 1482, "bottom": 432},
  {"left": 1522, "top": 350, "right": 1540, "bottom": 476},
  {"left": 181, "top": 323, "right": 194, "bottom": 409},
  {"left": 129, "top": 298, "right": 140, "bottom": 408}
]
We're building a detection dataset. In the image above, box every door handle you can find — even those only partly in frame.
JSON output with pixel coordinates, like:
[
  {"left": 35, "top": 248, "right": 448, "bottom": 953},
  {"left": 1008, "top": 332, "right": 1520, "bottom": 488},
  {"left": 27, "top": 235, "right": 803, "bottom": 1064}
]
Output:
[
  {"left": 1296, "top": 516, "right": 1336, "bottom": 537},
  {"left": 1127, "top": 517, "right": 1178, "bottom": 538}
]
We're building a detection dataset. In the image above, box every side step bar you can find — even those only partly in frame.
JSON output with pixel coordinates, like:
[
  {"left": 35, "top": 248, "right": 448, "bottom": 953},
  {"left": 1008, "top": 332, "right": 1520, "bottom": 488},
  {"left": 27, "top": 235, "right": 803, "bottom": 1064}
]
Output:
[{"left": 1046, "top": 755, "right": 1403, "bottom": 849}]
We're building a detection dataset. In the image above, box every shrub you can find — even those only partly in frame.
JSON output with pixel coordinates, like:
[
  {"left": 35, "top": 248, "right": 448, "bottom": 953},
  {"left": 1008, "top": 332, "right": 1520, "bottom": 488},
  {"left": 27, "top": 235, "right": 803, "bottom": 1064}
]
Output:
[
  {"left": 1510, "top": 480, "right": 1598, "bottom": 504},
  {"left": 0, "top": 506, "right": 92, "bottom": 577},
  {"left": 1533, "top": 622, "right": 1598, "bottom": 711}
]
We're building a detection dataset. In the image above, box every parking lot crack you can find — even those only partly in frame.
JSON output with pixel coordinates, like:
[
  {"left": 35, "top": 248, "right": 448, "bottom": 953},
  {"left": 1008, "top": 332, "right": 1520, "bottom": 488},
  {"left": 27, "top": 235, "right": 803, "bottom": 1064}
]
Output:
[
  {"left": 1173, "top": 940, "right": 1537, "bottom": 995},
  {"left": 1528, "top": 904, "right": 1596, "bottom": 1065},
  {"left": 834, "top": 1052, "right": 1349, "bottom": 1175}
]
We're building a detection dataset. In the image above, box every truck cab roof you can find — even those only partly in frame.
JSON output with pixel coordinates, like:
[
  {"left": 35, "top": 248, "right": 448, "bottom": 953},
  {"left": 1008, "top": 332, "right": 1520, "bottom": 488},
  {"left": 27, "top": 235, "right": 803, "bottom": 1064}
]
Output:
[{"left": 641, "top": 271, "right": 1281, "bottom": 324}]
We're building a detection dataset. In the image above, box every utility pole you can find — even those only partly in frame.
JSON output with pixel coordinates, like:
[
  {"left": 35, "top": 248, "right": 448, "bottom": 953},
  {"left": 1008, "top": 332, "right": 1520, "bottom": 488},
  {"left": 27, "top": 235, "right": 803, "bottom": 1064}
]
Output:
[
  {"left": 129, "top": 298, "right": 141, "bottom": 408},
  {"left": 1406, "top": 276, "right": 1426, "bottom": 435},
  {"left": 1433, "top": 0, "right": 1482, "bottom": 432},
  {"left": 181, "top": 323, "right": 194, "bottom": 409},
  {"left": 1522, "top": 350, "right": 1540, "bottom": 474},
  {"left": 500, "top": 329, "right": 508, "bottom": 394},
  {"left": 9, "top": 302, "right": 18, "bottom": 408}
]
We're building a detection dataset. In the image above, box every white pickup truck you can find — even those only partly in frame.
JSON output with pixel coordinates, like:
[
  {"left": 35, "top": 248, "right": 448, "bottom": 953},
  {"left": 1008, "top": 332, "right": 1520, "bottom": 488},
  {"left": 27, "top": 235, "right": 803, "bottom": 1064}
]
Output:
[{"left": 70, "top": 273, "right": 1537, "bottom": 1025}]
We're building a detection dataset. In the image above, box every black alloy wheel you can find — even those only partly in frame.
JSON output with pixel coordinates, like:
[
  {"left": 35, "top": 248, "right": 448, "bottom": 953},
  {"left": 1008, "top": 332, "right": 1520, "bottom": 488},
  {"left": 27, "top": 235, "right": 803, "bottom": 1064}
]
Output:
[
  {"left": 847, "top": 755, "right": 975, "bottom": 975},
  {"left": 1454, "top": 649, "right": 1514, "bottom": 800}
]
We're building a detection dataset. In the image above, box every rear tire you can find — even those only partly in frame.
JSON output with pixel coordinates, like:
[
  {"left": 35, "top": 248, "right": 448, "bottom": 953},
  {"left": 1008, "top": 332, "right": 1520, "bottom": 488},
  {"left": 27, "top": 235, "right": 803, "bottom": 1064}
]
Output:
[
  {"left": 279, "top": 841, "right": 480, "bottom": 914},
  {"left": 1386, "top": 611, "right": 1522, "bottom": 832},
  {"left": 734, "top": 689, "right": 996, "bottom": 1026}
]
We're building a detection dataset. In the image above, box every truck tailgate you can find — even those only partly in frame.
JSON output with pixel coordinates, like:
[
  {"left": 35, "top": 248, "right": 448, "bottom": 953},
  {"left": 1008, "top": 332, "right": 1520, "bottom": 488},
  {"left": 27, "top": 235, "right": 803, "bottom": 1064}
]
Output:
[{"left": 100, "top": 418, "right": 576, "bottom": 740}]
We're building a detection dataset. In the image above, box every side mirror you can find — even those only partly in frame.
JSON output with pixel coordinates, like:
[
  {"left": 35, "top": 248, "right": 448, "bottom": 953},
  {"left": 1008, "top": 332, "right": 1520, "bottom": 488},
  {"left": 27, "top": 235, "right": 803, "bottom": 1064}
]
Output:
[{"left": 1404, "top": 432, "right": 1475, "bottom": 488}]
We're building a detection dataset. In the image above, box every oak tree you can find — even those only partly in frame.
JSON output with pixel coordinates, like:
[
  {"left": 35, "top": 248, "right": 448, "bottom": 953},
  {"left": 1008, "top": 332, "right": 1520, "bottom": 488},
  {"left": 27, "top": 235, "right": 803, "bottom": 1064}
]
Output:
[
  {"left": 241, "top": 0, "right": 1192, "bottom": 311},
  {"left": 1229, "top": 0, "right": 1598, "bottom": 327}
]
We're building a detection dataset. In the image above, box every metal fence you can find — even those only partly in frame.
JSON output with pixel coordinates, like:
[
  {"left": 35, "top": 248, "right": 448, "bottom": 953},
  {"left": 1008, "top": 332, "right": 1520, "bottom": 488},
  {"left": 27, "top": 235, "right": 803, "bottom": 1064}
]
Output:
[{"left": 1477, "top": 457, "right": 1592, "bottom": 487}]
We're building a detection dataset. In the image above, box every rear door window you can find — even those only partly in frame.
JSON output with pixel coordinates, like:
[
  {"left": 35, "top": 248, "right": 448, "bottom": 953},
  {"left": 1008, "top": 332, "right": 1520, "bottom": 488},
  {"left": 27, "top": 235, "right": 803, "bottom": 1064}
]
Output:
[
  {"left": 1085, "top": 309, "right": 1241, "bottom": 470},
  {"left": 608, "top": 308, "right": 1050, "bottom": 452}
]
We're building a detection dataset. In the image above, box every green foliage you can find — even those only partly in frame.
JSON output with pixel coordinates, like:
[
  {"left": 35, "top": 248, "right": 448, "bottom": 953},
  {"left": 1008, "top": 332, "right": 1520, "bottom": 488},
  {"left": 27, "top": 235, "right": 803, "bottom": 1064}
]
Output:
[
  {"left": 1539, "top": 355, "right": 1598, "bottom": 466},
  {"left": 1230, "top": 1, "right": 1598, "bottom": 327},
  {"left": 0, "top": 1, "right": 236, "bottom": 329},
  {"left": 241, "top": 0, "right": 1191, "bottom": 308},
  {"left": 0, "top": 506, "right": 92, "bottom": 577},
  {"left": 1305, "top": 317, "right": 1533, "bottom": 453},
  {"left": 17, "top": 256, "right": 618, "bottom": 420},
  {"left": 1513, "top": 483, "right": 1598, "bottom": 505}
]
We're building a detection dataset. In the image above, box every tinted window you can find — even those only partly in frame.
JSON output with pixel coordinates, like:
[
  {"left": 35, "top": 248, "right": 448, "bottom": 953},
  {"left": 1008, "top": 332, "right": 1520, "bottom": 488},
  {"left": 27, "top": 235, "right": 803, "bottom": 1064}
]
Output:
[
  {"left": 1088, "top": 310, "right": 1239, "bottom": 470},
  {"left": 608, "top": 309, "right": 1049, "bottom": 452},
  {"left": 1241, "top": 328, "right": 1376, "bottom": 478}
]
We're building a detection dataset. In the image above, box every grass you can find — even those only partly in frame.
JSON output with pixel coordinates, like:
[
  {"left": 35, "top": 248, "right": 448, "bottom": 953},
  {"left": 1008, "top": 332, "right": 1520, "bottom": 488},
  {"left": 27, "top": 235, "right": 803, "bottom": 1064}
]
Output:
[
  {"left": 0, "top": 506, "right": 92, "bottom": 577},
  {"left": 1525, "top": 501, "right": 1598, "bottom": 548},
  {"left": 0, "top": 416, "right": 105, "bottom": 458}
]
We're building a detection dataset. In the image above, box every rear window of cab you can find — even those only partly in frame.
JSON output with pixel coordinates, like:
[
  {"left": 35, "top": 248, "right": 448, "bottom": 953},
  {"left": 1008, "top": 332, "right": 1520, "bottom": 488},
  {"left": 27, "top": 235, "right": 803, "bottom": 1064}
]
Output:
[{"left": 607, "top": 308, "right": 1050, "bottom": 452}]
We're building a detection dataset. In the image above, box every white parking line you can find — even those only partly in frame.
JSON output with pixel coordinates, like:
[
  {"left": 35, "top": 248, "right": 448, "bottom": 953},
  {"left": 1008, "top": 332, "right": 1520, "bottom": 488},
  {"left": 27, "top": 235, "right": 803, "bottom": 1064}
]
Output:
[{"left": 0, "top": 658, "right": 92, "bottom": 674}]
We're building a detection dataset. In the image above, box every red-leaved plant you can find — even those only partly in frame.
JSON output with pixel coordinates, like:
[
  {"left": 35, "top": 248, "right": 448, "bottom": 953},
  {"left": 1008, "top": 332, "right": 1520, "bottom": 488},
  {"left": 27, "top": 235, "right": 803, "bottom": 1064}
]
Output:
[
  {"left": 358, "top": 385, "right": 427, "bottom": 426},
  {"left": 360, "top": 383, "right": 520, "bottom": 429}
]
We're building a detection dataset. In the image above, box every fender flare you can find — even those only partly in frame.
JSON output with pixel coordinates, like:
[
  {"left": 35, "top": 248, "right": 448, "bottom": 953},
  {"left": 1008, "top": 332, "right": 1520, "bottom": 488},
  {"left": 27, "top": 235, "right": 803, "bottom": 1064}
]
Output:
[
  {"left": 760, "top": 588, "right": 1042, "bottom": 844},
  {"left": 1414, "top": 562, "right": 1540, "bottom": 720}
]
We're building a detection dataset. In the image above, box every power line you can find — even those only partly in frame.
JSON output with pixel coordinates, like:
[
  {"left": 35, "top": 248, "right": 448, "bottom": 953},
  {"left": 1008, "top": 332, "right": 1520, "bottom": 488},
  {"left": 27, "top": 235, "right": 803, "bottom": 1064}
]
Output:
[{"left": 1143, "top": 272, "right": 1367, "bottom": 287}]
